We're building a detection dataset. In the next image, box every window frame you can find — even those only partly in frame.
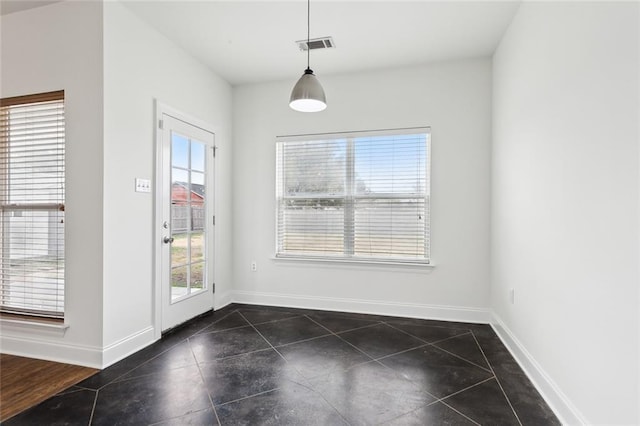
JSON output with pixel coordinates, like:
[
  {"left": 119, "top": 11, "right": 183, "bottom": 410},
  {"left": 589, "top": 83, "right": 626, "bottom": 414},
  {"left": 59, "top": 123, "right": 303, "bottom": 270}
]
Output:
[
  {"left": 0, "top": 90, "right": 66, "bottom": 319},
  {"left": 275, "top": 127, "right": 431, "bottom": 266}
]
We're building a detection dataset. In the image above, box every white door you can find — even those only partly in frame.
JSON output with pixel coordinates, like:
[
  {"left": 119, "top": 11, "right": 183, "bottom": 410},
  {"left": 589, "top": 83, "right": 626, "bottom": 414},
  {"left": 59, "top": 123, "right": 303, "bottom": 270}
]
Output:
[{"left": 158, "top": 113, "right": 215, "bottom": 331}]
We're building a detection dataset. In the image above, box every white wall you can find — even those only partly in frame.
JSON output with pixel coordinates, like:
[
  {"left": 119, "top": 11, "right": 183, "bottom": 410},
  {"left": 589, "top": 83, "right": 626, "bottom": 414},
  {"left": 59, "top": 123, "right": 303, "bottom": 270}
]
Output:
[
  {"left": 492, "top": 2, "right": 639, "bottom": 424},
  {"left": 102, "top": 2, "right": 233, "bottom": 364},
  {"left": 0, "top": 0, "right": 233, "bottom": 368},
  {"left": 232, "top": 59, "right": 492, "bottom": 321},
  {"left": 0, "top": 1, "right": 105, "bottom": 367}
]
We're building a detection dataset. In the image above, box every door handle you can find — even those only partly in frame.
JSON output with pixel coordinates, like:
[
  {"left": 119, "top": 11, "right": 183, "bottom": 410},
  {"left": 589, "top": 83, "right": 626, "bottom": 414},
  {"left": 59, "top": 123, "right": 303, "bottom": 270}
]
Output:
[{"left": 163, "top": 236, "right": 174, "bottom": 244}]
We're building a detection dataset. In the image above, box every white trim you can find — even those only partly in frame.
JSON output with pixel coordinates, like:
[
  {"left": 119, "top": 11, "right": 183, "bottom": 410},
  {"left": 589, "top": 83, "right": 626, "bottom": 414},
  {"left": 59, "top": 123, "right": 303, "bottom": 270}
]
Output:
[
  {"left": 102, "top": 326, "right": 156, "bottom": 368},
  {"left": 215, "top": 291, "right": 233, "bottom": 310},
  {"left": 154, "top": 101, "right": 218, "bottom": 339},
  {"left": 0, "top": 317, "right": 69, "bottom": 335},
  {"left": 232, "top": 290, "right": 489, "bottom": 324},
  {"left": 491, "top": 312, "right": 587, "bottom": 425},
  {"left": 272, "top": 254, "right": 434, "bottom": 269},
  {"left": 276, "top": 126, "right": 432, "bottom": 142},
  {"left": 0, "top": 334, "right": 102, "bottom": 368}
]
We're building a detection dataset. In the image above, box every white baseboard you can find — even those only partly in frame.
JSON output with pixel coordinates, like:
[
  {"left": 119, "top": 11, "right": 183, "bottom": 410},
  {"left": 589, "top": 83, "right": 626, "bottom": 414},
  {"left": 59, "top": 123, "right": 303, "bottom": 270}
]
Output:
[
  {"left": 0, "top": 334, "right": 103, "bottom": 368},
  {"left": 1, "top": 325, "right": 157, "bottom": 369},
  {"left": 102, "top": 326, "right": 156, "bottom": 368},
  {"left": 232, "top": 290, "right": 490, "bottom": 324},
  {"left": 491, "top": 313, "right": 587, "bottom": 425}
]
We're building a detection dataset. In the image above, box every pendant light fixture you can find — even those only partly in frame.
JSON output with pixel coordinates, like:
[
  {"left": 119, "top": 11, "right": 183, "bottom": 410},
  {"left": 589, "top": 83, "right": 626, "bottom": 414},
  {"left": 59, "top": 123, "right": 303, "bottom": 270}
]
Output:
[{"left": 289, "top": 0, "right": 326, "bottom": 112}]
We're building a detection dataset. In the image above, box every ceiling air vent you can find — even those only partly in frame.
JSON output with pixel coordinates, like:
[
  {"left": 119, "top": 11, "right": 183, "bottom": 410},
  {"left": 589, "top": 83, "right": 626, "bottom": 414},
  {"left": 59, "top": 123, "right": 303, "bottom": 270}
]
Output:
[{"left": 296, "top": 36, "right": 335, "bottom": 51}]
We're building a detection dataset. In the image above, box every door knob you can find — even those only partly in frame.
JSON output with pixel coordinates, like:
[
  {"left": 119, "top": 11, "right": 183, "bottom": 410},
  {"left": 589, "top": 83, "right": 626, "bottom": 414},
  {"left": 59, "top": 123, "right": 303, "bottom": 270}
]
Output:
[{"left": 163, "top": 236, "right": 174, "bottom": 244}]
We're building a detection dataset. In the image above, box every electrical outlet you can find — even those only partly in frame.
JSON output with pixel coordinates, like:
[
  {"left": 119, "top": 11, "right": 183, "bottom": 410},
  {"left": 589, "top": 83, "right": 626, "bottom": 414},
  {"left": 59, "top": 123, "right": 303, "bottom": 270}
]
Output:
[
  {"left": 135, "top": 178, "right": 151, "bottom": 193},
  {"left": 509, "top": 288, "right": 515, "bottom": 304},
  {"left": 251, "top": 261, "right": 257, "bottom": 272}
]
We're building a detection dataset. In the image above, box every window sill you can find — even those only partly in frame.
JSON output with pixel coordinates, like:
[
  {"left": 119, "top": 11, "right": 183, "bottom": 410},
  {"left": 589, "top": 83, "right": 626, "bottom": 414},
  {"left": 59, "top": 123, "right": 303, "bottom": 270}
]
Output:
[
  {"left": 272, "top": 254, "right": 435, "bottom": 270},
  {"left": 0, "top": 316, "right": 69, "bottom": 336}
]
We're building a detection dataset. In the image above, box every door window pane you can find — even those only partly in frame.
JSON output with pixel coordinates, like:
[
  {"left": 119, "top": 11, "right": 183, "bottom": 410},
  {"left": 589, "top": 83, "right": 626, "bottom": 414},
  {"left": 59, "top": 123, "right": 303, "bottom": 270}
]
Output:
[
  {"left": 171, "top": 133, "right": 189, "bottom": 168},
  {"left": 169, "top": 135, "right": 208, "bottom": 302},
  {"left": 190, "top": 263, "right": 204, "bottom": 290},
  {"left": 191, "top": 141, "right": 205, "bottom": 172},
  {"left": 171, "top": 265, "right": 188, "bottom": 300},
  {"left": 191, "top": 232, "right": 203, "bottom": 262}
]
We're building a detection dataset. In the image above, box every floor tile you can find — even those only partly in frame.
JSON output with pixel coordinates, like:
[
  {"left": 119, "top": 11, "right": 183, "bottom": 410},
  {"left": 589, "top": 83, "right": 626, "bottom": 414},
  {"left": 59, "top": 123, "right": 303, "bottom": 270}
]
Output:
[
  {"left": 195, "top": 310, "right": 251, "bottom": 335},
  {"left": 76, "top": 341, "right": 173, "bottom": 390},
  {"left": 387, "top": 320, "right": 470, "bottom": 343},
  {"left": 116, "top": 340, "right": 197, "bottom": 381},
  {"left": 91, "top": 365, "right": 211, "bottom": 426},
  {"left": 216, "top": 380, "right": 347, "bottom": 425},
  {"left": 5, "top": 304, "right": 559, "bottom": 425},
  {"left": 498, "top": 373, "right": 561, "bottom": 426},
  {"left": 432, "top": 332, "right": 491, "bottom": 371},
  {"left": 474, "top": 332, "right": 524, "bottom": 376},
  {"left": 384, "top": 401, "right": 477, "bottom": 425},
  {"left": 278, "top": 334, "right": 372, "bottom": 379},
  {"left": 307, "top": 311, "right": 382, "bottom": 333},
  {"left": 189, "top": 325, "right": 270, "bottom": 362},
  {"left": 339, "top": 323, "right": 425, "bottom": 358},
  {"left": 379, "top": 345, "right": 494, "bottom": 398},
  {"left": 152, "top": 407, "right": 219, "bottom": 425},
  {"left": 54, "top": 385, "right": 85, "bottom": 396},
  {"left": 310, "top": 361, "right": 435, "bottom": 425},
  {"left": 3, "top": 389, "right": 96, "bottom": 426},
  {"left": 444, "top": 378, "right": 520, "bottom": 425},
  {"left": 199, "top": 348, "right": 305, "bottom": 405},
  {"left": 238, "top": 308, "right": 299, "bottom": 325},
  {"left": 254, "top": 315, "right": 331, "bottom": 347}
]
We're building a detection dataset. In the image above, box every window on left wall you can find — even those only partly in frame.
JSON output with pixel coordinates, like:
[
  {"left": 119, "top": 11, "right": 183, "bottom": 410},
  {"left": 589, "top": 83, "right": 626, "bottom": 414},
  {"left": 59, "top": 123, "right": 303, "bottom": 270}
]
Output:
[{"left": 0, "top": 91, "right": 65, "bottom": 319}]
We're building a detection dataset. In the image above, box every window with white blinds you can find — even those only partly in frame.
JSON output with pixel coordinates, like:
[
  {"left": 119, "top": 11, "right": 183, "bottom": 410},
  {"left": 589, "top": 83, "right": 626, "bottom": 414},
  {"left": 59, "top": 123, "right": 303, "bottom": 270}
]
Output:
[
  {"left": 276, "top": 128, "right": 430, "bottom": 264},
  {"left": 0, "top": 91, "right": 65, "bottom": 318}
]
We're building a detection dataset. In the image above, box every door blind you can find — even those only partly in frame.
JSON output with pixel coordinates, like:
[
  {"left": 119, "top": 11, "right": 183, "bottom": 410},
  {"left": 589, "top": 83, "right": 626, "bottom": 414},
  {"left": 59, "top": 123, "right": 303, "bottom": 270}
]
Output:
[
  {"left": 0, "top": 90, "right": 65, "bottom": 318},
  {"left": 276, "top": 129, "right": 430, "bottom": 264}
]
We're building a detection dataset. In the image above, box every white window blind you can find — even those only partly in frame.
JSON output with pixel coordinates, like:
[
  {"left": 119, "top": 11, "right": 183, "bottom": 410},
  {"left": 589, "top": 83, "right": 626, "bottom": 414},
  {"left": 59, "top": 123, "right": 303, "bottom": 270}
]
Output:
[
  {"left": 276, "top": 128, "right": 430, "bottom": 264},
  {"left": 0, "top": 91, "right": 65, "bottom": 318}
]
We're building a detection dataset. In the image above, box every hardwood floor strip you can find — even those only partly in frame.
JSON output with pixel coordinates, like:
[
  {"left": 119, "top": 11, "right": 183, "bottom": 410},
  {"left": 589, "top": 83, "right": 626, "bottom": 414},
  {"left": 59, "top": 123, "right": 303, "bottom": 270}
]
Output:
[{"left": 0, "top": 354, "right": 98, "bottom": 422}]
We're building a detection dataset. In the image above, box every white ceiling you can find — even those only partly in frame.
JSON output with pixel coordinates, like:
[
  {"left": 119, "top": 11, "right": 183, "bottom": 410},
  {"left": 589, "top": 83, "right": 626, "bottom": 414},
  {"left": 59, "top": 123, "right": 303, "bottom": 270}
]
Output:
[
  {"left": 0, "top": 0, "right": 521, "bottom": 86},
  {"left": 121, "top": 0, "right": 521, "bottom": 85}
]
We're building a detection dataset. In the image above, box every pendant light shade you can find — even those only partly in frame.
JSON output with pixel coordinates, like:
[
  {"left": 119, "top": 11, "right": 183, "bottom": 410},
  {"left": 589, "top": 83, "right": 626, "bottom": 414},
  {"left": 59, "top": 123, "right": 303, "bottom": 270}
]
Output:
[
  {"left": 290, "top": 0, "right": 326, "bottom": 112},
  {"left": 290, "top": 68, "right": 326, "bottom": 112}
]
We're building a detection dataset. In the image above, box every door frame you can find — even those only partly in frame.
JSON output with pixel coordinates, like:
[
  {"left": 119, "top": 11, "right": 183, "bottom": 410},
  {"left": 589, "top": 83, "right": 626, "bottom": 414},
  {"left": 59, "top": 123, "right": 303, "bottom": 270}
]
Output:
[{"left": 153, "top": 101, "right": 217, "bottom": 340}]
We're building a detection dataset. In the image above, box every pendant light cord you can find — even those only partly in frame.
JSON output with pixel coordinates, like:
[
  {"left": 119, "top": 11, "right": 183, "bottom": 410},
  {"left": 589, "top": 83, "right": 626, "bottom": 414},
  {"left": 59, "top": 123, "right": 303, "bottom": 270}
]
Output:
[{"left": 307, "top": 0, "right": 310, "bottom": 70}]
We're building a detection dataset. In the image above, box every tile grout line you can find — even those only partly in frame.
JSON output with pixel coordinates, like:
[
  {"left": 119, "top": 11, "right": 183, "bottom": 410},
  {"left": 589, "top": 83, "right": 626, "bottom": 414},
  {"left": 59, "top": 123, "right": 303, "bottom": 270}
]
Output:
[
  {"left": 439, "top": 400, "right": 483, "bottom": 426},
  {"left": 435, "top": 376, "right": 495, "bottom": 404},
  {"left": 470, "top": 331, "right": 523, "bottom": 426},
  {"left": 196, "top": 346, "right": 274, "bottom": 364},
  {"left": 430, "top": 342, "right": 494, "bottom": 374},
  {"left": 194, "top": 322, "right": 254, "bottom": 337},
  {"left": 380, "top": 398, "right": 481, "bottom": 426},
  {"left": 227, "top": 312, "right": 286, "bottom": 359},
  {"left": 381, "top": 323, "right": 494, "bottom": 372},
  {"left": 304, "top": 311, "right": 431, "bottom": 414},
  {"left": 213, "top": 387, "right": 281, "bottom": 409},
  {"left": 86, "top": 389, "right": 99, "bottom": 426},
  {"left": 305, "top": 315, "right": 378, "bottom": 362},
  {"left": 147, "top": 408, "right": 214, "bottom": 426},
  {"left": 99, "top": 309, "right": 243, "bottom": 389},
  {"left": 383, "top": 321, "right": 469, "bottom": 347},
  {"left": 188, "top": 309, "right": 512, "bottom": 426},
  {"left": 189, "top": 330, "right": 222, "bottom": 426},
  {"left": 236, "top": 312, "right": 317, "bottom": 383},
  {"left": 237, "top": 311, "right": 352, "bottom": 426}
]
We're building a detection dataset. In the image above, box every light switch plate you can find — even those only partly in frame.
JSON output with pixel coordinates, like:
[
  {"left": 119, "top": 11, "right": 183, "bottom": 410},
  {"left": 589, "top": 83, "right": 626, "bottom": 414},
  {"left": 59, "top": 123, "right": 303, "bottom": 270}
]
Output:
[{"left": 135, "top": 178, "right": 151, "bottom": 193}]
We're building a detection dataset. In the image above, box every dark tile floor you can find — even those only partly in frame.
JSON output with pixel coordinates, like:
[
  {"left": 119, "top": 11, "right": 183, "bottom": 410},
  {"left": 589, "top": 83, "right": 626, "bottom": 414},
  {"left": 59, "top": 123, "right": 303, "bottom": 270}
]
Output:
[{"left": 5, "top": 304, "right": 560, "bottom": 425}]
